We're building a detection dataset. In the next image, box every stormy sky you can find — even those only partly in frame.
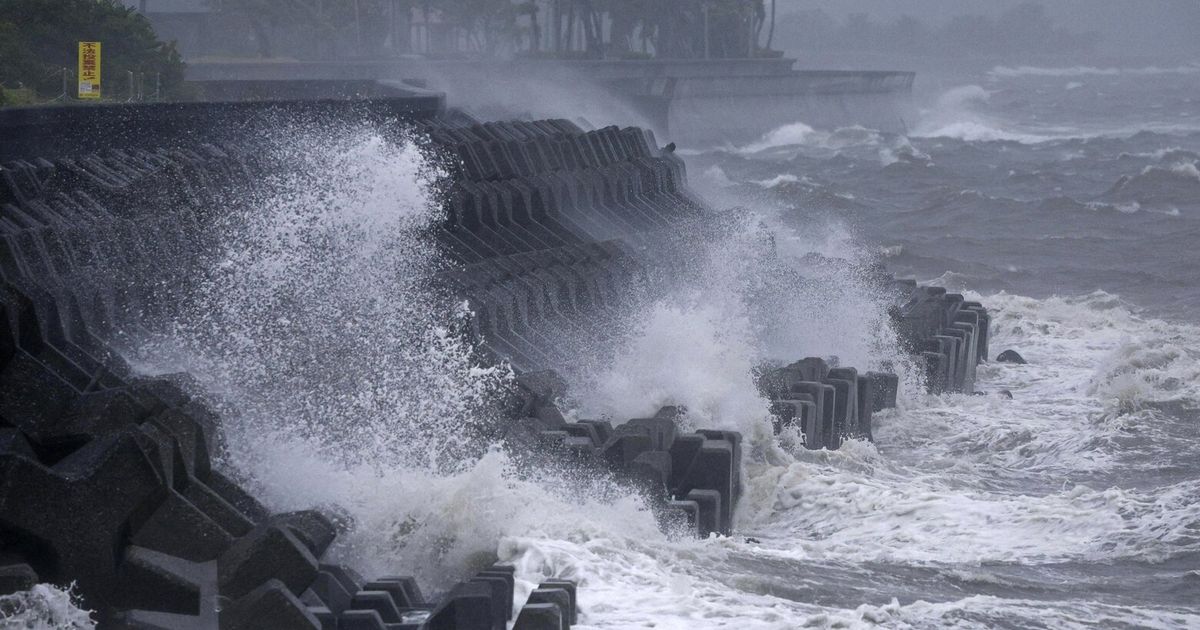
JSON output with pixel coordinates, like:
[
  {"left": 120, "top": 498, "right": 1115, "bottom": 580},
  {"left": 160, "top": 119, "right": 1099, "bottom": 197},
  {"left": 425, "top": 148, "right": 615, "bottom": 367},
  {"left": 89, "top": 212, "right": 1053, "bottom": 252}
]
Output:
[{"left": 789, "top": 0, "right": 1200, "bottom": 57}]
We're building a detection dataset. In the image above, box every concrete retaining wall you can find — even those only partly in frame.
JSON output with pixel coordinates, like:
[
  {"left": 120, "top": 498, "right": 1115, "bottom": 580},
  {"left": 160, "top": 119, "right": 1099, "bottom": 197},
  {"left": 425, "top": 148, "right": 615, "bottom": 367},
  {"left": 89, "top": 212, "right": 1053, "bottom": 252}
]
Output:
[{"left": 183, "top": 58, "right": 915, "bottom": 139}]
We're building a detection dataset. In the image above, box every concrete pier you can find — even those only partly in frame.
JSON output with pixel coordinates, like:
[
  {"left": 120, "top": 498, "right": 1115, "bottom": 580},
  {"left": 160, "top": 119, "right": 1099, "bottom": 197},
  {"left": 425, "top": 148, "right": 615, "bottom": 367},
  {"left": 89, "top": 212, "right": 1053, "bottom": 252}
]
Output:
[{"left": 184, "top": 58, "right": 915, "bottom": 142}]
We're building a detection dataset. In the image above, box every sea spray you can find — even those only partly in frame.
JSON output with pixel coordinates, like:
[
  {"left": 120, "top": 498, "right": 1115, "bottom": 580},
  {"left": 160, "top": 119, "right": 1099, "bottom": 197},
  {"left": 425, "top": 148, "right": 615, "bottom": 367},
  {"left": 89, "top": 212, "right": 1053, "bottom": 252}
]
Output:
[
  {"left": 116, "top": 125, "right": 535, "bottom": 589},
  {"left": 119, "top": 123, "right": 719, "bottom": 595},
  {"left": 252, "top": 444, "right": 673, "bottom": 592},
  {"left": 154, "top": 126, "right": 513, "bottom": 470},
  {"left": 509, "top": 65, "right": 1200, "bottom": 627},
  {"left": 73, "top": 113, "right": 1181, "bottom": 629},
  {"left": 564, "top": 179, "right": 917, "bottom": 456},
  {"left": 2, "top": 58, "right": 1199, "bottom": 629},
  {"left": 0, "top": 584, "right": 94, "bottom": 629},
  {"left": 911, "top": 85, "right": 1057, "bottom": 144}
]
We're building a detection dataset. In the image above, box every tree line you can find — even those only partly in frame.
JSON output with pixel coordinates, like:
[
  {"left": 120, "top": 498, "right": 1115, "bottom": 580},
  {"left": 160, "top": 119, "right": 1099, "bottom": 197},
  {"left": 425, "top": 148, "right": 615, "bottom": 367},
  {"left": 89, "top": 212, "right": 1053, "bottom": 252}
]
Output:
[
  {"left": 0, "top": 0, "right": 185, "bottom": 104},
  {"left": 206, "top": 0, "right": 773, "bottom": 60}
]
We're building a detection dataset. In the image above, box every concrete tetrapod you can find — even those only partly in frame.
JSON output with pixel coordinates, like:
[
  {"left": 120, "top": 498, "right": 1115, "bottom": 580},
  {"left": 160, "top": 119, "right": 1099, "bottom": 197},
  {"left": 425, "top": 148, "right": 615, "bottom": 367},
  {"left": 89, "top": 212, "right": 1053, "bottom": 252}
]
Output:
[{"left": 0, "top": 99, "right": 989, "bottom": 627}]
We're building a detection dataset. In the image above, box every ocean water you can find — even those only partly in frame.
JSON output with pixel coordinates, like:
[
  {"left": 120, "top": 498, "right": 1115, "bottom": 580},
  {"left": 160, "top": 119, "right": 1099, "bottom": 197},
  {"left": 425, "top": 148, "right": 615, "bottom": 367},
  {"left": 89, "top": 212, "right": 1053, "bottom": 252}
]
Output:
[
  {"left": 558, "top": 62, "right": 1200, "bottom": 629},
  {"left": 9, "top": 63, "right": 1200, "bottom": 629}
]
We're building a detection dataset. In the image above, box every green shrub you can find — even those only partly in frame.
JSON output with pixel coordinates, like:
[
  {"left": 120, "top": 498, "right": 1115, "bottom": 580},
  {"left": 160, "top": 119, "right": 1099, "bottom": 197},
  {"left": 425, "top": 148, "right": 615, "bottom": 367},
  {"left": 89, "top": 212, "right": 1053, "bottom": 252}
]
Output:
[
  {"left": 0, "top": 87, "right": 37, "bottom": 105},
  {"left": 0, "top": 0, "right": 185, "bottom": 101}
]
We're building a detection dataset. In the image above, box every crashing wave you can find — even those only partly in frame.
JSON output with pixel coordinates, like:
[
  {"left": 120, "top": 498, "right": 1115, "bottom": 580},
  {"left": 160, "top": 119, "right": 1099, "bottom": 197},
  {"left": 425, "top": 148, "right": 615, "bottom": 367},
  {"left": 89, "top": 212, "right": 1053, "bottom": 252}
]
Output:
[
  {"left": 1103, "top": 159, "right": 1200, "bottom": 205},
  {"left": 990, "top": 63, "right": 1200, "bottom": 78},
  {"left": 0, "top": 584, "right": 94, "bottom": 629},
  {"left": 734, "top": 123, "right": 884, "bottom": 155},
  {"left": 912, "top": 85, "right": 1056, "bottom": 144}
]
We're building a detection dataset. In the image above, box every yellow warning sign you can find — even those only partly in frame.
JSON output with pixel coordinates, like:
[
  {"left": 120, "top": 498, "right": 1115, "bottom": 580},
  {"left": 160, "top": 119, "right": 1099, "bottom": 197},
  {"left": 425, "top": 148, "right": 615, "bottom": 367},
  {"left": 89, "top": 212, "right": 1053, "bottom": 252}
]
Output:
[{"left": 77, "top": 42, "right": 101, "bottom": 99}]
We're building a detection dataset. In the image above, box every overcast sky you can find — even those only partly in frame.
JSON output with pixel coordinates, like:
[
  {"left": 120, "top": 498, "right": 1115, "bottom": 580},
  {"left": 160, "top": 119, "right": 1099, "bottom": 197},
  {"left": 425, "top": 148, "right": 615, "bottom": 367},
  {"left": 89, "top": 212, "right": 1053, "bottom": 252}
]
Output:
[{"left": 785, "top": 0, "right": 1200, "bottom": 57}]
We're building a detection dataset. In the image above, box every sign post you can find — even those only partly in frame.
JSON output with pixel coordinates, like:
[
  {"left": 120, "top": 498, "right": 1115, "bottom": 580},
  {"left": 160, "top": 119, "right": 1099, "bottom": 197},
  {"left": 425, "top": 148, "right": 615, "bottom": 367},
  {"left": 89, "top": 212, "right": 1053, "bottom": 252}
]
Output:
[{"left": 77, "top": 42, "right": 101, "bottom": 99}]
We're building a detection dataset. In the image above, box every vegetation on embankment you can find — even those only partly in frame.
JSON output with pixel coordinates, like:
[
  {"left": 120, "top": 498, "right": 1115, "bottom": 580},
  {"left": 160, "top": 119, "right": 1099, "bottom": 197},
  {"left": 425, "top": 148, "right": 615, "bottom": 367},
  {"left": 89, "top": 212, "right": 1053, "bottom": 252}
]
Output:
[{"left": 0, "top": 0, "right": 185, "bottom": 105}]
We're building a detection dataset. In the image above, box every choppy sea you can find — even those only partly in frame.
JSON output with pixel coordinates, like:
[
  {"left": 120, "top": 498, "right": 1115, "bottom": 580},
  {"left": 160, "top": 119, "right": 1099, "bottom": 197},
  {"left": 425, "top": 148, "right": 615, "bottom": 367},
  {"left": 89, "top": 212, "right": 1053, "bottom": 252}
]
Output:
[{"left": 7, "top": 61, "right": 1200, "bottom": 629}]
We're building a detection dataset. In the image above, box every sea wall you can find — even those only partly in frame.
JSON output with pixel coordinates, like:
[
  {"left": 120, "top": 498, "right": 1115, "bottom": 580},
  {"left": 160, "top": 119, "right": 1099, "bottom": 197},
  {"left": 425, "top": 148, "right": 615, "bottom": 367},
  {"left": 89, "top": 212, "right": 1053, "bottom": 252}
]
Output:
[
  {"left": 0, "top": 100, "right": 571, "bottom": 629},
  {"left": 0, "top": 87, "right": 445, "bottom": 162},
  {"left": 182, "top": 59, "right": 915, "bottom": 141},
  {"left": 0, "top": 95, "right": 985, "bottom": 627}
]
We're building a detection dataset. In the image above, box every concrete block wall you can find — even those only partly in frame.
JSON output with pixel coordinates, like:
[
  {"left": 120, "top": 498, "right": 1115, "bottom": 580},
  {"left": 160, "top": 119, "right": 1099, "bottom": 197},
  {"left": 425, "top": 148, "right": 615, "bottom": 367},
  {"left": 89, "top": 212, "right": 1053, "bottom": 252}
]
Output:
[{"left": 0, "top": 96, "right": 986, "bottom": 624}]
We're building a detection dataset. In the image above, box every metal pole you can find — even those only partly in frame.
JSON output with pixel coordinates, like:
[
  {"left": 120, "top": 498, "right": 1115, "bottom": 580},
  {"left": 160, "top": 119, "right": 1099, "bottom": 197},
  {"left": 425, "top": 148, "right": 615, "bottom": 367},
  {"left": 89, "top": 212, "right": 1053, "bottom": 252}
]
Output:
[
  {"left": 748, "top": 6, "right": 754, "bottom": 57},
  {"left": 703, "top": 4, "right": 710, "bottom": 59},
  {"left": 565, "top": 1, "right": 574, "bottom": 51},
  {"left": 353, "top": 0, "right": 363, "bottom": 54},
  {"left": 551, "top": 0, "right": 559, "bottom": 52},
  {"left": 767, "top": 0, "right": 776, "bottom": 51}
]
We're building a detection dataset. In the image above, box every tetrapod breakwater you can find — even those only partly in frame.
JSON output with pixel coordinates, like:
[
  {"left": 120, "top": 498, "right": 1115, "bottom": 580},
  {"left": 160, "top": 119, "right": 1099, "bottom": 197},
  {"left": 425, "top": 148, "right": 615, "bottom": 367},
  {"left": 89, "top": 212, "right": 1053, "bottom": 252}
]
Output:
[{"left": 0, "top": 93, "right": 987, "bottom": 629}]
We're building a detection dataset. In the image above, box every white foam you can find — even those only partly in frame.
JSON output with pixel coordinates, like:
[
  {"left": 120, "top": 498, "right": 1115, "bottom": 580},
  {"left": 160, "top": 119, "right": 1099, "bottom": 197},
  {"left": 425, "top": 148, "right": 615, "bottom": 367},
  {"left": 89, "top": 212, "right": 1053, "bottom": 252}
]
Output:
[
  {"left": 878, "top": 136, "right": 931, "bottom": 166},
  {"left": 0, "top": 584, "right": 94, "bottom": 629},
  {"left": 912, "top": 85, "right": 1200, "bottom": 144},
  {"left": 990, "top": 63, "right": 1200, "bottom": 78},
  {"left": 567, "top": 212, "right": 901, "bottom": 438},
  {"left": 823, "top": 126, "right": 885, "bottom": 150},
  {"left": 501, "top": 533, "right": 826, "bottom": 629},
  {"left": 122, "top": 125, "right": 902, "bottom": 608},
  {"left": 914, "top": 121, "right": 1053, "bottom": 144},
  {"left": 730, "top": 289, "right": 1200, "bottom": 575},
  {"left": 933, "top": 84, "right": 992, "bottom": 108},
  {"left": 737, "top": 122, "right": 820, "bottom": 154},
  {"left": 750, "top": 173, "right": 801, "bottom": 188},
  {"left": 700, "top": 164, "right": 737, "bottom": 188},
  {"left": 127, "top": 127, "right": 524, "bottom": 591},
  {"left": 107, "top": 118, "right": 1200, "bottom": 628},
  {"left": 986, "top": 291, "right": 1200, "bottom": 411},
  {"left": 1122, "top": 146, "right": 1189, "bottom": 160},
  {"left": 858, "top": 596, "right": 1200, "bottom": 629},
  {"left": 733, "top": 123, "right": 884, "bottom": 156},
  {"left": 911, "top": 85, "right": 1056, "bottom": 144},
  {"left": 574, "top": 300, "right": 770, "bottom": 436},
  {"left": 1169, "top": 160, "right": 1200, "bottom": 181},
  {"left": 1136, "top": 159, "right": 1200, "bottom": 181},
  {"left": 254, "top": 445, "right": 675, "bottom": 592}
]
